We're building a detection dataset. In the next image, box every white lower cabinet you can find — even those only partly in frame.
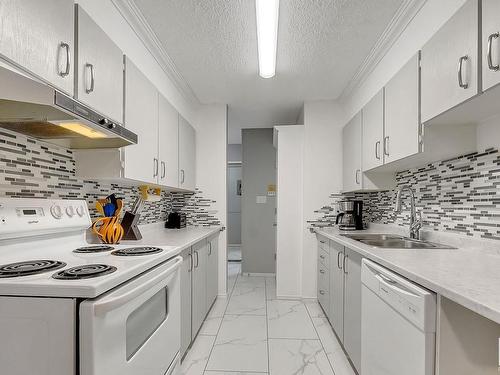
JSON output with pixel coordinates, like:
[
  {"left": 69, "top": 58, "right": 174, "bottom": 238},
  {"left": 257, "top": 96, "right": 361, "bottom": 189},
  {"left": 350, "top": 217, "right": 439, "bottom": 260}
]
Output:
[
  {"left": 317, "top": 237, "right": 362, "bottom": 373},
  {"left": 206, "top": 235, "right": 219, "bottom": 309},
  {"left": 180, "top": 247, "right": 192, "bottom": 358},
  {"left": 181, "top": 233, "right": 220, "bottom": 360}
]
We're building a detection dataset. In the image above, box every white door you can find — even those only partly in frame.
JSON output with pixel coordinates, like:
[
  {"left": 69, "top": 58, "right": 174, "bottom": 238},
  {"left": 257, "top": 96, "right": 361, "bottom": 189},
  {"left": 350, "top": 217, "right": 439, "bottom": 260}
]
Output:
[
  {"left": 362, "top": 89, "right": 384, "bottom": 171},
  {"left": 482, "top": 0, "right": 500, "bottom": 91},
  {"left": 421, "top": 0, "right": 479, "bottom": 123},
  {"left": 180, "top": 248, "right": 192, "bottom": 358},
  {"left": 343, "top": 247, "right": 363, "bottom": 373},
  {"left": 0, "top": 297, "right": 75, "bottom": 375},
  {"left": 192, "top": 240, "right": 207, "bottom": 337},
  {"left": 75, "top": 6, "right": 124, "bottom": 123},
  {"left": 206, "top": 235, "right": 219, "bottom": 309},
  {"left": 384, "top": 52, "right": 421, "bottom": 164},
  {"left": 123, "top": 57, "right": 158, "bottom": 184},
  {"left": 158, "top": 94, "right": 179, "bottom": 188},
  {"left": 80, "top": 257, "right": 182, "bottom": 375},
  {"left": 0, "top": 0, "right": 74, "bottom": 95},
  {"left": 178, "top": 115, "right": 196, "bottom": 191},
  {"left": 342, "top": 112, "right": 362, "bottom": 192},
  {"left": 329, "top": 241, "right": 344, "bottom": 341}
]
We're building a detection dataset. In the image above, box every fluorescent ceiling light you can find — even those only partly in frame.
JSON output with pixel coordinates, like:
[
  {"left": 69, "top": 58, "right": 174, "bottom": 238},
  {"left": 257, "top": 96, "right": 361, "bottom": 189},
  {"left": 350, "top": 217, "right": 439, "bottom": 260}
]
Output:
[{"left": 256, "top": 0, "right": 279, "bottom": 78}]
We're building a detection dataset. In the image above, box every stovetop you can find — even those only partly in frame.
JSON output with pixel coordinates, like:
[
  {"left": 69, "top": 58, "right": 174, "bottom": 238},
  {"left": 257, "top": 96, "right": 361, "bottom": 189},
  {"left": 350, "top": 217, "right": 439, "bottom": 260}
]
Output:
[{"left": 0, "top": 198, "right": 179, "bottom": 298}]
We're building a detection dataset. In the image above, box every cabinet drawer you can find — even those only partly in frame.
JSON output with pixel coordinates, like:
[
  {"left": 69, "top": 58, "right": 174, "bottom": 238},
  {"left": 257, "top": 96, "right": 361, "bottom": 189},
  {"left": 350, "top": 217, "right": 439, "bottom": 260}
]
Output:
[{"left": 318, "top": 247, "right": 329, "bottom": 268}]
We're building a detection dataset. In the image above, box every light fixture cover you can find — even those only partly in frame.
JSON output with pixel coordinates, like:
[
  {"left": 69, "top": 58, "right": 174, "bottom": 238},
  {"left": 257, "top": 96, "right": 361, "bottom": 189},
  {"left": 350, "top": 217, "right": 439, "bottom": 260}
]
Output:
[{"left": 256, "top": 0, "right": 279, "bottom": 78}]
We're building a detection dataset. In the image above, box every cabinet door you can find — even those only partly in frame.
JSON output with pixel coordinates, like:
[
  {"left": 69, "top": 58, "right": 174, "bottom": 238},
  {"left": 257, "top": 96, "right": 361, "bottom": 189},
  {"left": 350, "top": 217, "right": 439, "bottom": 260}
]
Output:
[
  {"left": 482, "top": 0, "right": 500, "bottom": 91},
  {"left": 317, "top": 258, "right": 330, "bottom": 318},
  {"left": 362, "top": 89, "right": 384, "bottom": 171},
  {"left": 329, "top": 241, "right": 344, "bottom": 341},
  {"left": 343, "top": 247, "right": 362, "bottom": 373},
  {"left": 421, "top": 0, "right": 479, "bottom": 123},
  {"left": 206, "top": 235, "right": 219, "bottom": 309},
  {"left": 158, "top": 94, "right": 179, "bottom": 188},
  {"left": 178, "top": 116, "right": 196, "bottom": 191},
  {"left": 385, "top": 52, "right": 421, "bottom": 164},
  {"left": 0, "top": 0, "right": 74, "bottom": 95},
  {"left": 342, "top": 112, "right": 362, "bottom": 192},
  {"left": 123, "top": 57, "right": 158, "bottom": 184},
  {"left": 192, "top": 241, "right": 208, "bottom": 338},
  {"left": 180, "top": 248, "right": 192, "bottom": 358},
  {"left": 75, "top": 6, "right": 124, "bottom": 123}
]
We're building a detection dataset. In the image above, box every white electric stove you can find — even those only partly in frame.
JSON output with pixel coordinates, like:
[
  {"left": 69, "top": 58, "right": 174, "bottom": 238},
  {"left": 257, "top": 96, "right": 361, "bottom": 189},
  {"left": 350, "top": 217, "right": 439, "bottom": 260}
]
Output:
[{"left": 0, "top": 198, "right": 181, "bottom": 375}]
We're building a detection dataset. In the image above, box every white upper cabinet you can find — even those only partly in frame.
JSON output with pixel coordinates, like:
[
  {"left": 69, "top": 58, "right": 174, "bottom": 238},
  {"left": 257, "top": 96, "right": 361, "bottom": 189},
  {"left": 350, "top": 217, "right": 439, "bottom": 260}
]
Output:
[
  {"left": 123, "top": 57, "right": 158, "bottom": 185},
  {"left": 75, "top": 5, "right": 124, "bottom": 123},
  {"left": 178, "top": 116, "right": 196, "bottom": 191},
  {"left": 158, "top": 94, "right": 179, "bottom": 188},
  {"left": 482, "top": 0, "right": 500, "bottom": 91},
  {"left": 0, "top": 0, "right": 74, "bottom": 95},
  {"left": 342, "top": 112, "right": 362, "bottom": 192},
  {"left": 362, "top": 89, "right": 384, "bottom": 171},
  {"left": 421, "top": 0, "right": 479, "bottom": 123},
  {"left": 384, "top": 52, "right": 421, "bottom": 164}
]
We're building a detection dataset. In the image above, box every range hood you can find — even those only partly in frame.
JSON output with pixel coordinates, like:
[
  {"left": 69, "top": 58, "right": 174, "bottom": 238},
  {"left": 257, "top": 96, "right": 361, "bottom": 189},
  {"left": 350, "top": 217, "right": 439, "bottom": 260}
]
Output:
[{"left": 0, "top": 64, "right": 137, "bottom": 149}]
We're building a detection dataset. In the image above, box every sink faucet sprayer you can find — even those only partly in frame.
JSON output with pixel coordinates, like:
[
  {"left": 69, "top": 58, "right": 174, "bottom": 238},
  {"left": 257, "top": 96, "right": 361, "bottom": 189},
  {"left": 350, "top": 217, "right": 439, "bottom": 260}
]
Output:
[{"left": 394, "top": 185, "right": 422, "bottom": 240}]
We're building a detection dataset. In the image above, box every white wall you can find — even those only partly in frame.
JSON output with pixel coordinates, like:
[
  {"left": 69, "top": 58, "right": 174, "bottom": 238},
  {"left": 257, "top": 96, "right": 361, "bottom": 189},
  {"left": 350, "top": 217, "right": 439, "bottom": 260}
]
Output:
[
  {"left": 302, "top": 100, "right": 345, "bottom": 298},
  {"left": 340, "top": 0, "right": 467, "bottom": 121},
  {"left": 275, "top": 126, "right": 304, "bottom": 299},
  {"left": 76, "top": 0, "right": 199, "bottom": 124},
  {"left": 196, "top": 104, "right": 228, "bottom": 295}
]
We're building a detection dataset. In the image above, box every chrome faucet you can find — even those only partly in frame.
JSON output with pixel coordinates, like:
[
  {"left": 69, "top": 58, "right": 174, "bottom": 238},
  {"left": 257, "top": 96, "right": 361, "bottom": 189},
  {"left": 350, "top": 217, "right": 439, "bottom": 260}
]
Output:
[{"left": 394, "top": 185, "right": 422, "bottom": 239}]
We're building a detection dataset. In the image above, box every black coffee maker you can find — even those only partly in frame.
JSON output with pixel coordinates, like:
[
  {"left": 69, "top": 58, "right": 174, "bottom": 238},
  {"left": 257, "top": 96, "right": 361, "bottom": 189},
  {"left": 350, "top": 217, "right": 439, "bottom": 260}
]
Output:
[{"left": 335, "top": 200, "right": 363, "bottom": 230}]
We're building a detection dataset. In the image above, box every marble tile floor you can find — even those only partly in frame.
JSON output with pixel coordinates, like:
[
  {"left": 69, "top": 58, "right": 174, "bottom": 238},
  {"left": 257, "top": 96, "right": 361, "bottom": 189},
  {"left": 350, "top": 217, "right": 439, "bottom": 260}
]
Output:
[{"left": 181, "top": 269, "right": 356, "bottom": 375}]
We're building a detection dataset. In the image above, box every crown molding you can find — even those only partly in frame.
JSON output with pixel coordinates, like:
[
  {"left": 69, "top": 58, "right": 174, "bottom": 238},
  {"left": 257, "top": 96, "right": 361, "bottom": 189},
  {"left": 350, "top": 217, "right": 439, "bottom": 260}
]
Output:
[
  {"left": 339, "top": 0, "right": 427, "bottom": 101},
  {"left": 111, "top": 0, "right": 200, "bottom": 107}
]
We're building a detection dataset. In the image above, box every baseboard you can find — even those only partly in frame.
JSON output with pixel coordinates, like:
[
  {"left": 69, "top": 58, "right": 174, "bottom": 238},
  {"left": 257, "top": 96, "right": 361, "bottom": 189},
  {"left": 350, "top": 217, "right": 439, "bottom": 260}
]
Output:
[
  {"left": 276, "top": 294, "right": 302, "bottom": 300},
  {"left": 242, "top": 272, "right": 275, "bottom": 277}
]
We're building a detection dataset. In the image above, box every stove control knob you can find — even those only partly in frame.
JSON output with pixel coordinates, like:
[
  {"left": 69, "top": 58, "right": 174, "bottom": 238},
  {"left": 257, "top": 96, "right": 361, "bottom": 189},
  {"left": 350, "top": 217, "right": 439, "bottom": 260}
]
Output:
[
  {"left": 50, "top": 205, "right": 63, "bottom": 219},
  {"left": 66, "top": 206, "right": 75, "bottom": 217},
  {"left": 76, "top": 205, "right": 86, "bottom": 217}
]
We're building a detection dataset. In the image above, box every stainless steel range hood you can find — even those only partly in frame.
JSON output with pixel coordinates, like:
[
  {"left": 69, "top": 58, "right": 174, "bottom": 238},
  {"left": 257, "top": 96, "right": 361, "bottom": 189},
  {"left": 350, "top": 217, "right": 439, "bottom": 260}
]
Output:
[{"left": 0, "top": 64, "right": 137, "bottom": 149}]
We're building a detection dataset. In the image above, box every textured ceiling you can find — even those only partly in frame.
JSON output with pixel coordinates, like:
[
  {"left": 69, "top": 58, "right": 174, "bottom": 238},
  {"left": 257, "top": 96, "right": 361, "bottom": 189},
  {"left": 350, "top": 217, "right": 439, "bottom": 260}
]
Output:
[{"left": 133, "top": 0, "right": 402, "bottom": 143}]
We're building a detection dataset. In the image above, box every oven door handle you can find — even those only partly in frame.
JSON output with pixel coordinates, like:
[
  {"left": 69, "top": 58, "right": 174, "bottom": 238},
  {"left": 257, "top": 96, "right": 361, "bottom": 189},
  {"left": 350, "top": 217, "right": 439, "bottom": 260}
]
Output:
[{"left": 93, "top": 256, "right": 182, "bottom": 316}]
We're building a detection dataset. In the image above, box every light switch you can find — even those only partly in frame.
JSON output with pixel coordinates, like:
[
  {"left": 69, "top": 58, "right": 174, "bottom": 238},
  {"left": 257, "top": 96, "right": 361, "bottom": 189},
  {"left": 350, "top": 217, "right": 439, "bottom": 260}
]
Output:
[{"left": 256, "top": 196, "right": 267, "bottom": 204}]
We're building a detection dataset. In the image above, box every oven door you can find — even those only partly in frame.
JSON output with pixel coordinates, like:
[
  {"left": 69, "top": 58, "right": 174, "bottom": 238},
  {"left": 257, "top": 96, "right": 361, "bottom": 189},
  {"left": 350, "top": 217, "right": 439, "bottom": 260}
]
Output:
[{"left": 80, "top": 256, "right": 182, "bottom": 375}]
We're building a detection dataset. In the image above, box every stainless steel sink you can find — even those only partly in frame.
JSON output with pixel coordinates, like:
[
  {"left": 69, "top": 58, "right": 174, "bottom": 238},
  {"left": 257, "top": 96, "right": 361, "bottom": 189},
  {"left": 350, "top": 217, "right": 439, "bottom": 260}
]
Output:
[{"left": 340, "top": 233, "right": 456, "bottom": 249}]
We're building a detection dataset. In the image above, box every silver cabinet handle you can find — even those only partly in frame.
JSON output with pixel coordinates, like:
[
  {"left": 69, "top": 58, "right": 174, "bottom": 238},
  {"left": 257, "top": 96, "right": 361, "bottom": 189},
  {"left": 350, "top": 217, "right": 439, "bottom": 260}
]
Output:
[
  {"left": 319, "top": 254, "right": 325, "bottom": 260},
  {"left": 153, "top": 158, "right": 158, "bottom": 177},
  {"left": 320, "top": 269, "right": 325, "bottom": 274},
  {"left": 208, "top": 242, "right": 212, "bottom": 256},
  {"left": 383, "top": 136, "right": 389, "bottom": 156},
  {"left": 319, "top": 240, "right": 326, "bottom": 244},
  {"left": 180, "top": 169, "right": 185, "bottom": 184},
  {"left": 58, "top": 42, "right": 71, "bottom": 77},
  {"left": 337, "top": 251, "right": 342, "bottom": 270},
  {"left": 194, "top": 250, "right": 199, "bottom": 268},
  {"left": 343, "top": 253, "right": 348, "bottom": 274},
  {"left": 458, "top": 55, "right": 469, "bottom": 89},
  {"left": 375, "top": 140, "right": 381, "bottom": 160},
  {"left": 161, "top": 161, "right": 166, "bottom": 179},
  {"left": 355, "top": 169, "right": 360, "bottom": 185},
  {"left": 85, "top": 63, "right": 95, "bottom": 93},
  {"left": 188, "top": 254, "right": 193, "bottom": 272},
  {"left": 487, "top": 32, "right": 500, "bottom": 71},
  {"left": 319, "top": 290, "right": 325, "bottom": 295}
]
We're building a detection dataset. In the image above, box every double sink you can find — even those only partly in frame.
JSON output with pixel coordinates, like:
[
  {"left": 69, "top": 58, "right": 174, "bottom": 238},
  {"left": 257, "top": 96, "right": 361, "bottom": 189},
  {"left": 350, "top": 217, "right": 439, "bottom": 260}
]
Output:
[{"left": 340, "top": 233, "right": 456, "bottom": 249}]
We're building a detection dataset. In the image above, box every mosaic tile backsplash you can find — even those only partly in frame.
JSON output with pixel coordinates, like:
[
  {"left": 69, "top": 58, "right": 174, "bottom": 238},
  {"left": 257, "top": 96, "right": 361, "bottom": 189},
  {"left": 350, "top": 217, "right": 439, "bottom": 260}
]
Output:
[
  {"left": 0, "top": 129, "right": 220, "bottom": 226},
  {"left": 311, "top": 148, "right": 500, "bottom": 240}
]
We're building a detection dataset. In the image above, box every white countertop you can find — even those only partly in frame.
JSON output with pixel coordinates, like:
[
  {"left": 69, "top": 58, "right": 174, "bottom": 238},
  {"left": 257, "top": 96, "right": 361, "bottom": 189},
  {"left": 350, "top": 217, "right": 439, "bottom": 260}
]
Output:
[
  {"left": 315, "top": 225, "right": 500, "bottom": 325},
  {"left": 121, "top": 223, "right": 222, "bottom": 251}
]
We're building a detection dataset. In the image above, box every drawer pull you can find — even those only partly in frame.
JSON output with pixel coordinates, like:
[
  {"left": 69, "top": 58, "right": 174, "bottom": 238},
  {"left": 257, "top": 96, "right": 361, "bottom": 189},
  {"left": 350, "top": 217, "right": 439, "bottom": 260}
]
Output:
[
  {"left": 320, "top": 269, "right": 325, "bottom": 274},
  {"left": 319, "top": 290, "right": 325, "bottom": 295},
  {"left": 320, "top": 255, "right": 325, "bottom": 259}
]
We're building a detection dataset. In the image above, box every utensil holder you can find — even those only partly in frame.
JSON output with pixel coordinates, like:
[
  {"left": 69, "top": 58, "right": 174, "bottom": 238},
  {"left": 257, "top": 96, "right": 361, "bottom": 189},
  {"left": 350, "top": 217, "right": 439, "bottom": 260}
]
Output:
[{"left": 121, "top": 211, "right": 142, "bottom": 240}]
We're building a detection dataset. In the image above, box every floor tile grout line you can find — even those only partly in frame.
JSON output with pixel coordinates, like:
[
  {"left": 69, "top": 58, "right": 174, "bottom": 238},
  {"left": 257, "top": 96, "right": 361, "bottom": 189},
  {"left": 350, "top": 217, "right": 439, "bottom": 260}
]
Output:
[
  {"left": 305, "top": 302, "right": 338, "bottom": 375},
  {"left": 202, "top": 263, "right": 241, "bottom": 374}
]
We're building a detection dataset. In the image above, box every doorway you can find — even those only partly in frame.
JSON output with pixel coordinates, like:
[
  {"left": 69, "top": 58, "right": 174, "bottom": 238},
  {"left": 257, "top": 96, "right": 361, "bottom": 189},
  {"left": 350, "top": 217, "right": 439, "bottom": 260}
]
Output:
[{"left": 227, "top": 163, "right": 242, "bottom": 262}]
